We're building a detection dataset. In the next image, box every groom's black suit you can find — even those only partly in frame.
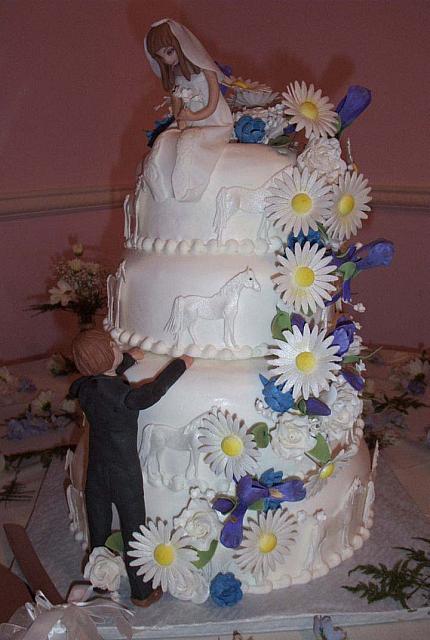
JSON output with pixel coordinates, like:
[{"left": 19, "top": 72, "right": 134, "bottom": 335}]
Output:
[{"left": 69, "top": 353, "right": 186, "bottom": 600}]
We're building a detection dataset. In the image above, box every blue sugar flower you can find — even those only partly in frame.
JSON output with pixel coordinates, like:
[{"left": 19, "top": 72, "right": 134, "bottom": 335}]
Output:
[
  {"left": 259, "top": 375, "right": 294, "bottom": 413},
  {"left": 259, "top": 467, "right": 283, "bottom": 487},
  {"left": 313, "top": 615, "right": 347, "bottom": 640},
  {"left": 235, "top": 115, "right": 266, "bottom": 143},
  {"left": 146, "top": 116, "right": 175, "bottom": 148},
  {"left": 336, "top": 85, "right": 372, "bottom": 134},
  {"left": 210, "top": 572, "right": 243, "bottom": 607},
  {"left": 287, "top": 229, "right": 323, "bottom": 250}
]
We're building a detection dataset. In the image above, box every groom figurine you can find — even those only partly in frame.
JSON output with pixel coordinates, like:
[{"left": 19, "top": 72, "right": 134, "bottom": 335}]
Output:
[{"left": 69, "top": 329, "right": 193, "bottom": 607}]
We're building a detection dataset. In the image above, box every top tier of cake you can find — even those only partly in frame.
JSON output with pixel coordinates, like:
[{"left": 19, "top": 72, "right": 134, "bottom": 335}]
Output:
[{"left": 126, "top": 143, "right": 296, "bottom": 252}]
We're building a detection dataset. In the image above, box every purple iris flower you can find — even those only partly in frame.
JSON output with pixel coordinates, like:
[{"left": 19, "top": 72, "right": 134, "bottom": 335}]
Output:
[
  {"left": 213, "top": 476, "right": 268, "bottom": 548},
  {"left": 407, "top": 377, "right": 426, "bottom": 395},
  {"left": 216, "top": 62, "right": 233, "bottom": 96},
  {"left": 342, "top": 369, "right": 365, "bottom": 391},
  {"left": 313, "top": 615, "right": 347, "bottom": 640},
  {"left": 213, "top": 474, "right": 306, "bottom": 548},
  {"left": 17, "top": 377, "right": 36, "bottom": 392},
  {"left": 284, "top": 123, "right": 297, "bottom": 135},
  {"left": 291, "top": 313, "right": 306, "bottom": 332},
  {"left": 354, "top": 240, "right": 395, "bottom": 270},
  {"left": 305, "top": 397, "right": 331, "bottom": 416},
  {"left": 327, "top": 240, "right": 394, "bottom": 306},
  {"left": 336, "top": 85, "right": 372, "bottom": 134},
  {"left": 330, "top": 317, "right": 356, "bottom": 356},
  {"left": 259, "top": 375, "right": 294, "bottom": 413}
]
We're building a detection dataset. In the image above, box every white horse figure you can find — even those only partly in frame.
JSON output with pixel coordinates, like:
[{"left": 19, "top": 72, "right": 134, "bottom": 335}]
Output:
[
  {"left": 164, "top": 267, "right": 261, "bottom": 348},
  {"left": 213, "top": 178, "right": 274, "bottom": 243},
  {"left": 138, "top": 415, "right": 204, "bottom": 488}
]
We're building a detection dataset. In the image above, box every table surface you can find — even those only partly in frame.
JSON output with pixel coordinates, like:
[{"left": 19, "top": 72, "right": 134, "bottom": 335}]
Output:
[{"left": 1, "top": 352, "right": 430, "bottom": 639}]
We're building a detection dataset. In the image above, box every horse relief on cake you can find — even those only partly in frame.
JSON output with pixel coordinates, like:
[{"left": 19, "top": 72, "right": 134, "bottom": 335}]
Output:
[
  {"left": 139, "top": 414, "right": 204, "bottom": 489},
  {"left": 164, "top": 267, "right": 261, "bottom": 349}
]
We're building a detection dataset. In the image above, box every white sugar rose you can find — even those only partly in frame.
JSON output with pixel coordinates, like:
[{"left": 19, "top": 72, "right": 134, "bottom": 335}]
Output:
[
  {"left": 320, "top": 381, "right": 363, "bottom": 441},
  {"left": 173, "top": 498, "right": 222, "bottom": 551},
  {"left": 271, "top": 414, "right": 314, "bottom": 460},
  {"left": 83, "top": 547, "right": 126, "bottom": 592},
  {"left": 297, "top": 136, "right": 347, "bottom": 184},
  {"left": 169, "top": 569, "right": 209, "bottom": 603}
]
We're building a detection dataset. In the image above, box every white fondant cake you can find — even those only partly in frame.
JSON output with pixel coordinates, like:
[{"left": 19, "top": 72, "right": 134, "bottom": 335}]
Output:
[{"left": 70, "top": 19, "right": 394, "bottom": 605}]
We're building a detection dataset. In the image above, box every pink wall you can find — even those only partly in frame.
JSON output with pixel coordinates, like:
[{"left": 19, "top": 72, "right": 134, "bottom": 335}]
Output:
[{"left": 1, "top": 1, "right": 429, "bottom": 361}]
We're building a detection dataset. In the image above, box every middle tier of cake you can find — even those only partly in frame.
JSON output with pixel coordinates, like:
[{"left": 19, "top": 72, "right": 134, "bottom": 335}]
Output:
[{"left": 106, "top": 249, "right": 299, "bottom": 359}]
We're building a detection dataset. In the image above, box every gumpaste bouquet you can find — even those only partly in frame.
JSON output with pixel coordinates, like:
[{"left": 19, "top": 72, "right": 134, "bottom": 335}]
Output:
[{"left": 29, "top": 242, "right": 110, "bottom": 327}]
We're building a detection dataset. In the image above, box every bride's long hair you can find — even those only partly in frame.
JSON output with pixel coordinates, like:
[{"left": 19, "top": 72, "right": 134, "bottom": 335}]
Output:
[{"left": 146, "top": 22, "right": 200, "bottom": 91}]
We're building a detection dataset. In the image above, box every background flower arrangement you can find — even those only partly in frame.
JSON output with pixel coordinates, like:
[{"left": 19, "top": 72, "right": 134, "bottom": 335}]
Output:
[{"left": 29, "top": 242, "right": 110, "bottom": 327}]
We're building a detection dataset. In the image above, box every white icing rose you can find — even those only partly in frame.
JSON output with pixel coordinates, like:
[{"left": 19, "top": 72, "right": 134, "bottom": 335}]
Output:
[
  {"left": 320, "top": 381, "right": 362, "bottom": 441},
  {"left": 271, "top": 413, "right": 314, "bottom": 460},
  {"left": 83, "top": 547, "right": 126, "bottom": 592},
  {"left": 173, "top": 497, "right": 222, "bottom": 551},
  {"left": 297, "top": 136, "right": 347, "bottom": 184},
  {"left": 169, "top": 569, "right": 209, "bottom": 603}
]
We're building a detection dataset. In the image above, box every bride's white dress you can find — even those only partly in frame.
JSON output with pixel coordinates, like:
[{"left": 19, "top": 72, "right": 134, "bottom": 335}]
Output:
[{"left": 144, "top": 71, "right": 233, "bottom": 203}]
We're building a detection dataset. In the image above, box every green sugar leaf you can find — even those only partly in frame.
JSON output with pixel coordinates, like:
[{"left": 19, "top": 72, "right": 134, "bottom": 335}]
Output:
[{"left": 192, "top": 539, "right": 218, "bottom": 569}]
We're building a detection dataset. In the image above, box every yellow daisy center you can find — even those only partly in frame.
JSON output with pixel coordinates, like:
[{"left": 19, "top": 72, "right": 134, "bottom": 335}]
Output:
[
  {"left": 299, "top": 101, "right": 318, "bottom": 121},
  {"left": 338, "top": 194, "right": 355, "bottom": 216},
  {"left": 319, "top": 462, "right": 335, "bottom": 479},
  {"left": 221, "top": 435, "right": 244, "bottom": 457},
  {"left": 259, "top": 532, "right": 278, "bottom": 553},
  {"left": 291, "top": 193, "right": 312, "bottom": 215},
  {"left": 295, "top": 351, "right": 317, "bottom": 373},
  {"left": 154, "top": 543, "right": 175, "bottom": 566},
  {"left": 295, "top": 266, "right": 315, "bottom": 287}
]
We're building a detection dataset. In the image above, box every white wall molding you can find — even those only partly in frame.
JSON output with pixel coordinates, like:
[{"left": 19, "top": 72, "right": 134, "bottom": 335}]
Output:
[
  {"left": 0, "top": 186, "right": 131, "bottom": 221},
  {"left": 0, "top": 184, "right": 429, "bottom": 222},
  {"left": 371, "top": 185, "right": 430, "bottom": 211}
]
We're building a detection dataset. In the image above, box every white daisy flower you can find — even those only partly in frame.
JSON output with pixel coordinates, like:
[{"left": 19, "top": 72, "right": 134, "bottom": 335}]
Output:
[
  {"left": 273, "top": 241, "right": 338, "bottom": 314},
  {"left": 31, "top": 390, "right": 54, "bottom": 416},
  {"left": 234, "top": 509, "right": 298, "bottom": 580},
  {"left": 199, "top": 410, "right": 261, "bottom": 481},
  {"left": 325, "top": 172, "right": 372, "bottom": 241},
  {"left": 269, "top": 323, "right": 341, "bottom": 400},
  {"left": 266, "top": 167, "right": 332, "bottom": 236},
  {"left": 128, "top": 520, "right": 198, "bottom": 593},
  {"left": 282, "top": 81, "right": 339, "bottom": 138},
  {"left": 48, "top": 279, "right": 76, "bottom": 306}
]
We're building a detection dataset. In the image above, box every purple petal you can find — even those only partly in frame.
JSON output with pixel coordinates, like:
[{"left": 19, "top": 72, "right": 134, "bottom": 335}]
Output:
[
  {"left": 342, "top": 369, "right": 365, "bottom": 391},
  {"left": 305, "top": 397, "right": 331, "bottom": 416},
  {"left": 273, "top": 479, "right": 306, "bottom": 502},
  {"left": 336, "top": 85, "right": 372, "bottom": 131},
  {"left": 212, "top": 497, "right": 235, "bottom": 514}
]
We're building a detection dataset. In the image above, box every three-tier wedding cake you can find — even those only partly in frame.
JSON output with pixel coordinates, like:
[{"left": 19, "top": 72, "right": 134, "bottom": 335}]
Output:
[{"left": 69, "top": 20, "right": 393, "bottom": 605}]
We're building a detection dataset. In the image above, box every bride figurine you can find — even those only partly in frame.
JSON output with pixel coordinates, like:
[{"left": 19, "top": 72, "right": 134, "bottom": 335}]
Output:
[{"left": 144, "top": 19, "right": 233, "bottom": 203}]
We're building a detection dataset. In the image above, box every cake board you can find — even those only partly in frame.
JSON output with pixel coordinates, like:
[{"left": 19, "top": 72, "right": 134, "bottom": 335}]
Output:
[{"left": 22, "top": 455, "right": 430, "bottom": 638}]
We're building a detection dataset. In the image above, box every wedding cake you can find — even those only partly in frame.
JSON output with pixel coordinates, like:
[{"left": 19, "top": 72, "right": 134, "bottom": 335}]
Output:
[{"left": 69, "top": 20, "right": 394, "bottom": 605}]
